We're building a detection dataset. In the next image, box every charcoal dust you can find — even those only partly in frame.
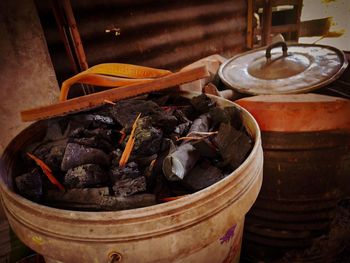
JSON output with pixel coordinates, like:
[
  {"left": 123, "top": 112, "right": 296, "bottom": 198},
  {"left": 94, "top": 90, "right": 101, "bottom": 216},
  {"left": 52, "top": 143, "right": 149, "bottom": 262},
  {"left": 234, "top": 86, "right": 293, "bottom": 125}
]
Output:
[{"left": 15, "top": 93, "right": 253, "bottom": 211}]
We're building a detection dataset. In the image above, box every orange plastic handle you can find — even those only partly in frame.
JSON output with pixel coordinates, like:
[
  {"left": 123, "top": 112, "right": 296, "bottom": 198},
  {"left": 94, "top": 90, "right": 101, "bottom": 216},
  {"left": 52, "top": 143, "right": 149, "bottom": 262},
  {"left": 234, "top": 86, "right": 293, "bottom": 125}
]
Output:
[{"left": 60, "top": 63, "right": 172, "bottom": 101}]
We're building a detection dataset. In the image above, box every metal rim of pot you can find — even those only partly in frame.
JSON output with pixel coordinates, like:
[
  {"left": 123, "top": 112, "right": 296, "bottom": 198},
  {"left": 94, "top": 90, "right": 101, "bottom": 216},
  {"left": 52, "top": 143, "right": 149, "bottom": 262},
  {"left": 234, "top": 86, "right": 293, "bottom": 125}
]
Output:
[{"left": 218, "top": 41, "right": 348, "bottom": 95}]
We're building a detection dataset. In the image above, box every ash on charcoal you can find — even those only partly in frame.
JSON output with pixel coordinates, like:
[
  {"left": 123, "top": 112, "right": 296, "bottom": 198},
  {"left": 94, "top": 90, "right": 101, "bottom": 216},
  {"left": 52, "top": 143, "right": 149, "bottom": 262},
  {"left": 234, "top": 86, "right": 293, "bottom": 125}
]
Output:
[
  {"left": 69, "top": 114, "right": 115, "bottom": 129},
  {"left": 83, "top": 114, "right": 115, "bottom": 126},
  {"left": 133, "top": 117, "right": 163, "bottom": 156},
  {"left": 15, "top": 168, "right": 42, "bottom": 200},
  {"left": 100, "top": 194, "right": 156, "bottom": 210},
  {"left": 110, "top": 162, "right": 140, "bottom": 182},
  {"left": 64, "top": 164, "right": 107, "bottom": 189},
  {"left": 214, "top": 123, "right": 252, "bottom": 168},
  {"left": 112, "top": 176, "right": 147, "bottom": 197},
  {"left": 68, "top": 128, "right": 115, "bottom": 152},
  {"left": 45, "top": 187, "right": 156, "bottom": 211},
  {"left": 190, "top": 94, "right": 216, "bottom": 113},
  {"left": 183, "top": 161, "right": 224, "bottom": 191},
  {"left": 110, "top": 162, "right": 146, "bottom": 197},
  {"left": 61, "top": 143, "right": 110, "bottom": 171}
]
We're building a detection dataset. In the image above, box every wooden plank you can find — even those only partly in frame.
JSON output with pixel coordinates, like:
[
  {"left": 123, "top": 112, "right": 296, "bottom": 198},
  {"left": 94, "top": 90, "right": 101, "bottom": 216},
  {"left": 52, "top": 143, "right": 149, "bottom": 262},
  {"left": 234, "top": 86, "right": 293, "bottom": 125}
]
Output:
[
  {"left": 246, "top": 0, "right": 254, "bottom": 48},
  {"left": 261, "top": 0, "right": 272, "bottom": 45},
  {"left": 21, "top": 66, "right": 210, "bottom": 122},
  {"left": 294, "top": 0, "right": 303, "bottom": 38}
]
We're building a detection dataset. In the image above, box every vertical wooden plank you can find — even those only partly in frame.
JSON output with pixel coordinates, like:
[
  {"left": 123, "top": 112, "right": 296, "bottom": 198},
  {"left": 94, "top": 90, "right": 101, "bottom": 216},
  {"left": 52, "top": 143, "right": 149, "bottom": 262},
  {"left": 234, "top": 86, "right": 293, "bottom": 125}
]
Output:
[
  {"left": 294, "top": 0, "right": 303, "bottom": 40},
  {"left": 61, "top": 0, "right": 89, "bottom": 71},
  {"left": 246, "top": 0, "right": 254, "bottom": 48},
  {"left": 261, "top": 0, "right": 272, "bottom": 45}
]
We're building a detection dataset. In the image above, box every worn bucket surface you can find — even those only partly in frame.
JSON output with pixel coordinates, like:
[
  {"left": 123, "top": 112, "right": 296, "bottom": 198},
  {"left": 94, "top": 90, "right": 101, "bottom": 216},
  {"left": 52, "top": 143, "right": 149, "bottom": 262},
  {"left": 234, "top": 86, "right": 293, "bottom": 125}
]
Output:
[{"left": 0, "top": 92, "right": 263, "bottom": 263}]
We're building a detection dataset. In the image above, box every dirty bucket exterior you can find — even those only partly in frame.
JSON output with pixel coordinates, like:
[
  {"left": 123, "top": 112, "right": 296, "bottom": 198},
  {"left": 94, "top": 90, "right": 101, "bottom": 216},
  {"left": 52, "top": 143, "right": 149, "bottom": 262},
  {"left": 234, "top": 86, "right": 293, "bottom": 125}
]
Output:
[
  {"left": 0, "top": 93, "right": 263, "bottom": 263},
  {"left": 236, "top": 94, "right": 350, "bottom": 261}
]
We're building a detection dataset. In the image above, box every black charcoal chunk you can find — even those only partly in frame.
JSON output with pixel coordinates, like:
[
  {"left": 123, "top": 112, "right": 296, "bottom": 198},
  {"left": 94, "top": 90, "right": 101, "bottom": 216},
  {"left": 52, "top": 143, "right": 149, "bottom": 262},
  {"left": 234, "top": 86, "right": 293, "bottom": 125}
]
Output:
[
  {"left": 183, "top": 162, "right": 224, "bottom": 191},
  {"left": 162, "top": 144, "right": 200, "bottom": 181},
  {"left": 192, "top": 138, "right": 218, "bottom": 158},
  {"left": 69, "top": 128, "right": 115, "bottom": 152},
  {"left": 209, "top": 106, "right": 243, "bottom": 130},
  {"left": 109, "top": 99, "right": 161, "bottom": 128},
  {"left": 33, "top": 141, "right": 66, "bottom": 171},
  {"left": 150, "top": 94, "right": 170, "bottom": 106},
  {"left": 190, "top": 94, "right": 215, "bottom": 113},
  {"left": 83, "top": 114, "right": 115, "bottom": 125},
  {"left": 64, "top": 164, "right": 107, "bottom": 188},
  {"left": 150, "top": 112, "right": 178, "bottom": 133},
  {"left": 133, "top": 117, "right": 163, "bottom": 156},
  {"left": 112, "top": 176, "right": 147, "bottom": 197},
  {"left": 46, "top": 187, "right": 156, "bottom": 211},
  {"left": 160, "top": 138, "right": 175, "bottom": 152},
  {"left": 61, "top": 143, "right": 110, "bottom": 171},
  {"left": 110, "top": 162, "right": 140, "bottom": 182},
  {"left": 44, "top": 119, "right": 70, "bottom": 141},
  {"left": 173, "top": 109, "right": 191, "bottom": 123},
  {"left": 45, "top": 187, "right": 109, "bottom": 210},
  {"left": 110, "top": 149, "right": 123, "bottom": 167},
  {"left": 15, "top": 169, "right": 42, "bottom": 200},
  {"left": 134, "top": 154, "right": 157, "bottom": 168},
  {"left": 110, "top": 162, "right": 147, "bottom": 196},
  {"left": 100, "top": 194, "right": 157, "bottom": 210},
  {"left": 214, "top": 123, "right": 252, "bottom": 168}
]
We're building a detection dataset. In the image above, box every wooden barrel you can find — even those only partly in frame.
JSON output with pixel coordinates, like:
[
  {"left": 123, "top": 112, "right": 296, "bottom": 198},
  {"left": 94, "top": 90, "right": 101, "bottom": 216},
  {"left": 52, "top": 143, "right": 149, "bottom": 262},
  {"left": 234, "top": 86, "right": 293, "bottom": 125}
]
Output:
[{"left": 236, "top": 94, "right": 350, "bottom": 261}]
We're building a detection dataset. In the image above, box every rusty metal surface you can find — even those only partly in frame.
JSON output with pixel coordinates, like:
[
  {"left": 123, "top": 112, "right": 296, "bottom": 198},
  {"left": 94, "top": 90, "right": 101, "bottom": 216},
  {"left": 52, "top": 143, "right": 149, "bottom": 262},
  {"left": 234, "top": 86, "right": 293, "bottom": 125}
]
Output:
[{"left": 35, "top": 0, "right": 247, "bottom": 83}]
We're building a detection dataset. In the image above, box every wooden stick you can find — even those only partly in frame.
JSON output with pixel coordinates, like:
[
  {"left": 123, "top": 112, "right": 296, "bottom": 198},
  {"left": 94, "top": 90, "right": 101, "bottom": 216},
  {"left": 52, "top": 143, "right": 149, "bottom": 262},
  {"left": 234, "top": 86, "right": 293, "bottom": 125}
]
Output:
[{"left": 21, "top": 66, "right": 209, "bottom": 122}]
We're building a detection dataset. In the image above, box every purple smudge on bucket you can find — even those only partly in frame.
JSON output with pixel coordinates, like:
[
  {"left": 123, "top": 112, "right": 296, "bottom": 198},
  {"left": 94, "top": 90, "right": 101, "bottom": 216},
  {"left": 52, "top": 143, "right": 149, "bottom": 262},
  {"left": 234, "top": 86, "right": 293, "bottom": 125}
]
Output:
[{"left": 220, "top": 224, "right": 237, "bottom": 244}]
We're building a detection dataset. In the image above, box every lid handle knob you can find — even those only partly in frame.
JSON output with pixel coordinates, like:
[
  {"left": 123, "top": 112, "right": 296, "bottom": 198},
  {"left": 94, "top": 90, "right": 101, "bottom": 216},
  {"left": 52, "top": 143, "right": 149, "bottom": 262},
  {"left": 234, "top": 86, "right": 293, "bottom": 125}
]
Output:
[{"left": 266, "top": 41, "right": 288, "bottom": 60}]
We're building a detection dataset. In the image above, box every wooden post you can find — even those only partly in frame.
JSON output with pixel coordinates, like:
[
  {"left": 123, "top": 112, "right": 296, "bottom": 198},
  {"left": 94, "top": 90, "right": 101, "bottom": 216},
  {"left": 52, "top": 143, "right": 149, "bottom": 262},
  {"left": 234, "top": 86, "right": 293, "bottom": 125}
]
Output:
[
  {"left": 61, "top": 0, "right": 88, "bottom": 71},
  {"left": 246, "top": 0, "right": 254, "bottom": 49},
  {"left": 261, "top": 0, "right": 272, "bottom": 45}
]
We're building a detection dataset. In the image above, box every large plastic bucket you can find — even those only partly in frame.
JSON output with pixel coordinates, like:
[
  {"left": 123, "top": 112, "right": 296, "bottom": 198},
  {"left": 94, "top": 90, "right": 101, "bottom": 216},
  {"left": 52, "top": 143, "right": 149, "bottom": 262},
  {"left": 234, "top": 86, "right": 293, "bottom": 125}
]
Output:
[
  {"left": 0, "top": 92, "right": 263, "bottom": 263},
  {"left": 236, "top": 94, "right": 350, "bottom": 261}
]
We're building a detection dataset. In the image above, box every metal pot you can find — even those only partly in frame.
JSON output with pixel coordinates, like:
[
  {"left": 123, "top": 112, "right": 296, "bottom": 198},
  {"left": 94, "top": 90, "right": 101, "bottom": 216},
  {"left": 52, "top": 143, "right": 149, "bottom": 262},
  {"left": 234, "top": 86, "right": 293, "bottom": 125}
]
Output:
[{"left": 219, "top": 41, "right": 348, "bottom": 95}]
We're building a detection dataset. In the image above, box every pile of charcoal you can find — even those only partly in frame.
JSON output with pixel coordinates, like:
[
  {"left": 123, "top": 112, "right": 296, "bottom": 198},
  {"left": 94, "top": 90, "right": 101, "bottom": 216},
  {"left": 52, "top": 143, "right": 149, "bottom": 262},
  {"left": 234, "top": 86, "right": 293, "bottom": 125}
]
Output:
[{"left": 15, "top": 93, "right": 253, "bottom": 211}]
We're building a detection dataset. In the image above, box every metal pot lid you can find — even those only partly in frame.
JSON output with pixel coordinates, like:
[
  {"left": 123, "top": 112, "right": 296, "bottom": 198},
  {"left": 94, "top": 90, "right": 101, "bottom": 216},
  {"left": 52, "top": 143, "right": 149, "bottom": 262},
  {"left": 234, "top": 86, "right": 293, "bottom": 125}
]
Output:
[{"left": 219, "top": 42, "right": 348, "bottom": 95}]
